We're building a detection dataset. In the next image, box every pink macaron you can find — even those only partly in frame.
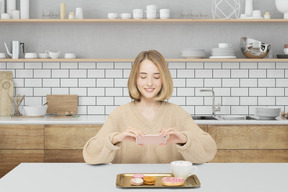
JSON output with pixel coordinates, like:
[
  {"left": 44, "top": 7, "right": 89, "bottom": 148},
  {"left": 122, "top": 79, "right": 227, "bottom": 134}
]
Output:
[{"left": 132, "top": 174, "right": 144, "bottom": 178}]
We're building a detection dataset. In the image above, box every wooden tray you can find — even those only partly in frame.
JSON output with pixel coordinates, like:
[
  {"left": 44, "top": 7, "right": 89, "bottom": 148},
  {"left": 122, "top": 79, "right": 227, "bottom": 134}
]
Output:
[{"left": 116, "top": 173, "right": 200, "bottom": 188}]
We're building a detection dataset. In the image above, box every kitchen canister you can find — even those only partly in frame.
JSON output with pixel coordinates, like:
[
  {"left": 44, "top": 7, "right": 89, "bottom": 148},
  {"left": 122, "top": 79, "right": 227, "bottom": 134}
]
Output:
[
  {"left": 7, "top": 0, "right": 16, "bottom": 14},
  {"left": 75, "top": 7, "right": 83, "bottom": 19},
  {"left": 20, "top": 0, "right": 29, "bottom": 19},
  {"left": 0, "top": 0, "right": 5, "bottom": 14},
  {"left": 60, "top": 3, "right": 66, "bottom": 19},
  {"left": 245, "top": 0, "right": 253, "bottom": 17}
]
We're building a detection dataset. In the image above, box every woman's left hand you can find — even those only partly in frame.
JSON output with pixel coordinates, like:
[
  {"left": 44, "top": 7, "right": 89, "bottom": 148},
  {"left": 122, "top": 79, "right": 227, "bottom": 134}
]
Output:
[{"left": 159, "top": 128, "right": 187, "bottom": 145}]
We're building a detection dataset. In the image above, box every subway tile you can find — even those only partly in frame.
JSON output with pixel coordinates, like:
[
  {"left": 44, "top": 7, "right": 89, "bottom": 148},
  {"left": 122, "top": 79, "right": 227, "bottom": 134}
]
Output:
[
  {"left": 115, "top": 79, "right": 128, "bottom": 87},
  {"left": 88, "top": 69, "right": 105, "bottom": 78},
  {"left": 195, "top": 106, "right": 212, "bottom": 115},
  {"left": 231, "top": 88, "right": 248, "bottom": 96},
  {"left": 34, "top": 70, "right": 51, "bottom": 78},
  {"left": 277, "top": 97, "right": 288, "bottom": 105},
  {"left": 88, "top": 106, "right": 105, "bottom": 115},
  {"left": 213, "top": 70, "right": 230, "bottom": 78},
  {"left": 115, "top": 62, "right": 131, "bottom": 69},
  {"left": 186, "top": 62, "right": 203, "bottom": 69},
  {"left": 123, "top": 88, "right": 129, "bottom": 96},
  {"left": 217, "top": 106, "right": 230, "bottom": 115},
  {"left": 13, "top": 79, "right": 24, "bottom": 88},
  {"left": 177, "top": 69, "right": 194, "bottom": 78},
  {"left": 105, "top": 69, "right": 122, "bottom": 78},
  {"left": 168, "top": 97, "right": 186, "bottom": 105},
  {"left": 43, "top": 62, "right": 60, "bottom": 69},
  {"left": 276, "top": 79, "right": 288, "bottom": 87},
  {"left": 231, "top": 106, "right": 248, "bottom": 114},
  {"left": 61, "top": 79, "right": 78, "bottom": 87},
  {"left": 105, "top": 106, "right": 118, "bottom": 115},
  {"left": 115, "top": 97, "right": 131, "bottom": 105},
  {"left": 204, "top": 62, "right": 221, "bottom": 69},
  {"left": 79, "top": 79, "right": 96, "bottom": 87},
  {"left": 186, "top": 79, "right": 203, "bottom": 87},
  {"left": 177, "top": 88, "right": 194, "bottom": 96},
  {"left": 286, "top": 88, "right": 288, "bottom": 96},
  {"left": 267, "top": 88, "right": 284, "bottom": 96},
  {"left": 173, "top": 79, "right": 186, "bottom": 87},
  {"left": 240, "top": 79, "right": 257, "bottom": 87},
  {"left": 16, "top": 70, "right": 33, "bottom": 78},
  {"left": 258, "top": 62, "right": 275, "bottom": 69},
  {"left": 106, "top": 88, "right": 123, "bottom": 96},
  {"left": 52, "top": 70, "right": 69, "bottom": 78},
  {"left": 168, "top": 62, "right": 185, "bottom": 69},
  {"left": 97, "top": 62, "right": 113, "bottom": 69},
  {"left": 97, "top": 97, "right": 114, "bottom": 105},
  {"left": 222, "top": 97, "right": 239, "bottom": 105},
  {"left": 222, "top": 62, "right": 239, "bottom": 69},
  {"left": 186, "top": 97, "right": 203, "bottom": 105},
  {"left": 249, "top": 70, "right": 266, "bottom": 78},
  {"left": 170, "top": 69, "right": 176, "bottom": 78},
  {"left": 77, "top": 106, "right": 87, "bottom": 115},
  {"left": 24, "top": 97, "right": 42, "bottom": 106},
  {"left": 258, "top": 97, "right": 276, "bottom": 105},
  {"left": 258, "top": 79, "right": 275, "bottom": 87},
  {"left": 70, "top": 70, "right": 87, "bottom": 78},
  {"left": 240, "top": 62, "right": 257, "bottom": 69},
  {"left": 123, "top": 69, "right": 131, "bottom": 78},
  {"left": 70, "top": 88, "right": 87, "bottom": 96},
  {"left": 97, "top": 79, "right": 113, "bottom": 87},
  {"left": 286, "top": 69, "right": 288, "bottom": 78},
  {"left": 61, "top": 62, "right": 78, "bottom": 69},
  {"left": 195, "top": 88, "right": 212, "bottom": 96},
  {"left": 51, "top": 88, "right": 69, "bottom": 95},
  {"left": 222, "top": 79, "right": 239, "bottom": 87},
  {"left": 34, "top": 88, "right": 51, "bottom": 96},
  {"left": 231, "top": 69, "right": 248, "bottom": 78},
  {"left": 7, "top": 62, "right": 24, "bottom": 69},
  {"left": 172, "top": 88, "right": 177, "bottom": 97},
  {"left": 43, "top": 79, "right": 60, "bottom": 87},
  {"left": 181, "top": 105, "right": 194, "bottom": 114},
  {"left": 213, "top": 88, "right": 230, "bottom": 96},
  {"left": 249, "top": 88, "right": 266, "bottom": 96},
  {"left": 0, "top": 63, "right": 6, "bottom": 69},
  {"left": 267, "top": 69, "right": 284, "bottom": 78},
  {"left": 25, "top": 63, "right": 42, "bottom": 69},
  {"left": 88, "top": 88, "right": 105, "bottom": 96},
  {"left": 79, "top": 97, "right": 96, "bottom": 105},
  {"left": 204, "top": 79, "right": 221, "bottom": 87},
  {"left": 204, "top": 97, "right": 221, "bottom": 106},
  {"left": 195, "top": 70, "right": 212, "bottom": 78},
  {"left": 276, "top": 63, "right": 288, "bottom": 69},
  {"left": 25, "top": 79, "right": 42, "bottom": 87},
  {"left": 240, "top": 97, "right": 257, "bottom": 105},
  {"left": 79, "top": 62, "right": 96, "bottom": 69}
]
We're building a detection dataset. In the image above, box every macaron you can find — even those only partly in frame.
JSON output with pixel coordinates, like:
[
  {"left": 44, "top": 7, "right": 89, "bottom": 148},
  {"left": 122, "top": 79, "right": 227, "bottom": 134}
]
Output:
[
  {"left": 143, "top": 176, "right": 156, "bottom": 185},
  {"left": 133, "top": 174, "right": 144, "bottom": 178},
  {"left": 130, "top": 178, "right": 144, "bottom": 186}
]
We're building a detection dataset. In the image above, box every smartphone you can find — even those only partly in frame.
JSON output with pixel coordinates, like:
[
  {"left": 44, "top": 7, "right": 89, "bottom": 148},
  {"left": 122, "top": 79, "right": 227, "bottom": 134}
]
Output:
[{"left": 136, "top": 134, "right": 168, "bottom": 145}]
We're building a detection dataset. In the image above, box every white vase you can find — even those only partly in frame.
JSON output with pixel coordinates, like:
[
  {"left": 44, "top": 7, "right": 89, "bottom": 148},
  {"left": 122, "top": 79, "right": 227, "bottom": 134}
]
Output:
[
  {"left": 245, "top": 0, "right": 253, "bottom": 17},
  {"left": 20, "top": 0, "right": 30, "bottom": 19}
]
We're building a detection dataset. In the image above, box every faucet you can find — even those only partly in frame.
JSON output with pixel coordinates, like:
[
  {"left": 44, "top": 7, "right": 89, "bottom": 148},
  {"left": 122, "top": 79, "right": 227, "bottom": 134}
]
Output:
[{"left": 200, "top": 89, "right": 221, "bottom": 117}]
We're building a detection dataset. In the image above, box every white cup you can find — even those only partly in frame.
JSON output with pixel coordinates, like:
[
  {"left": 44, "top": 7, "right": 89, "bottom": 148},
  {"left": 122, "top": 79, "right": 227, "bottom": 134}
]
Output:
[
  {"left": 38, "top": 53, "right": 49, "bottom": 59},
  {"left": 11, "top": 10, "right": 20, "bottom": 19},
  {"left": 252, "top": 10, "right": 261, "bottom": 18},
  {"left": 160, "top": 9, "right": 170, "bottom": 19},
  {"left": 133, "top": 9, "right": 143, "bottom": 19},
  {"left": 284, "top": 48, "right": 288, "bottom": 55},
  {"left": 25, "top": 53, "right": 37, "bottom": 59},
  {"left": 0, "top": 53, "right": 6, "bottom": 59},
  {"left": 1, "top": 13, "right": 10, "bottom": 19},
  {"left": 218, "top": 43, "right": 232, "bottom": 48},
  {"left": 108, "top": 13, "right": 118, "bottom": 19},
  {"left": 64, "top": 53, "right": 76, "bottom": 59},
  {"left": 146, "top": 5, "right": 157, "bottom": 19},
  {"left": 120, "top": 13, "right": 131, "bottom": 19},
  {"left": 170, "top": 161, "right": 197, "bottom": 179},
  {"left": 75, "top": 7, "right": 83, "bottom": 19}
]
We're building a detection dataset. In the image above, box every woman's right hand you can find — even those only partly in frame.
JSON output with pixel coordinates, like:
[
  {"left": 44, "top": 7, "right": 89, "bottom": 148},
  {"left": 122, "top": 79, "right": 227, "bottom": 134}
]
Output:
[{"left": 112, "top": 128, "right": 143, "bottom": 145}]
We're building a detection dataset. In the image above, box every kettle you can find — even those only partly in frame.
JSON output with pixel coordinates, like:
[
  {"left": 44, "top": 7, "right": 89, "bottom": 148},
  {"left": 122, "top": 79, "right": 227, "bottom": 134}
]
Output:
[{"left": 4, "top": 41, "right": 25, "bottom": 59}]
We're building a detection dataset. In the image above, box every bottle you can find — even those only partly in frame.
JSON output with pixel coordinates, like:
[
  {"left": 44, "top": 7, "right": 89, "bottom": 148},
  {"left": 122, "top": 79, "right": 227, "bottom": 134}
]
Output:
[
  {"left": 60, "top": 3, "right": 66, "bottom": 19},
  {"left": 68, "top": 12, "right": 75, "bottom": 19},
  {"left": 264, "top": 12, "right": 271, "bottom": 19}
]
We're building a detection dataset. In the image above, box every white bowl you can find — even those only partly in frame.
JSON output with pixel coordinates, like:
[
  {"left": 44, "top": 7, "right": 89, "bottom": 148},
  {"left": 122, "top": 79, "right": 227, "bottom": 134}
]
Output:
[
  {"left": 255, "top": 107, "right": 281, "bottom": 119},
  {"left": 221, "top": 115, "right": 246, "bottom": 120},
  {"left": 22, "top": 105, "right": 47, "bottom": 116},
  {"left": 25, "top": 53, "right": 38, "bottom": 59}
]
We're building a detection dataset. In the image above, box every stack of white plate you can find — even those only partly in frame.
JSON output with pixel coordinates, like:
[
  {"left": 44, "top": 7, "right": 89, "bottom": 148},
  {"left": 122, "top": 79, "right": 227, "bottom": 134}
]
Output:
[
  {"left": 210, "top": 47, "right": 236, "bottom": 59},
  {"left": 255, "top": 107, "right": 281, "bottom": 120},
  {"left": 181, "top": 48, "right": 206, "bottom": 59}
]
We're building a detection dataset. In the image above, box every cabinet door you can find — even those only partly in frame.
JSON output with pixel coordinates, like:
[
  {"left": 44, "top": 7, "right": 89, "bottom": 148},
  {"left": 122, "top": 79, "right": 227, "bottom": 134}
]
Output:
[{"left": 0, "top": 125, "right": 44, "bottom": 149}]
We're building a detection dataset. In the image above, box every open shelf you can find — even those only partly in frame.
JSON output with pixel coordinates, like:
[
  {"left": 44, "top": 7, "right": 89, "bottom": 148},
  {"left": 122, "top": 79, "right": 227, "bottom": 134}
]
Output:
[
  {"left": 0, "top": 19, "right": 288, "bottom": 23},
  {"left": 0, "top": 58, "right": 287, "bottom": 62}
]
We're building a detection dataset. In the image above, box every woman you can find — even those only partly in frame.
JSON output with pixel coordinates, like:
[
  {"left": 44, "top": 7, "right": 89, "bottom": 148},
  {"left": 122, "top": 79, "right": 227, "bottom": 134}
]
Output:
[{"left": 83, "top": 50, "right": 217, "bottom": 164}]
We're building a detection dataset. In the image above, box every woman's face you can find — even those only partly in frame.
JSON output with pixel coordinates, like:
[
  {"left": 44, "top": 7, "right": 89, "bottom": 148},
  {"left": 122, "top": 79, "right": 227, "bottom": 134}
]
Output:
[{"left": 137, "top": 59, "right": 162, "bottom": 101}]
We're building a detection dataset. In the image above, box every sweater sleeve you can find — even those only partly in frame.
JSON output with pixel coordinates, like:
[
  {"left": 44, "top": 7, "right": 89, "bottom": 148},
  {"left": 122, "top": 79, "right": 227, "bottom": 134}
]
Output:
[
  {"left": 83, "top": 115, "right": 121, "bottom": 164},
  {"left": 175, "top": 114, "right": 217, "bottom": 163}
]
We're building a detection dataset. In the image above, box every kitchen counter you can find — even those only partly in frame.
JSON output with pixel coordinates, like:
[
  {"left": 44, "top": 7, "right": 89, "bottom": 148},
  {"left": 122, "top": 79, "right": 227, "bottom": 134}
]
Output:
[
  {"left": 0, "top": 115, "right": 288, "bottom": 125},
  {"left": 0, "top": 163, "right": 287, "bottom": 192}
]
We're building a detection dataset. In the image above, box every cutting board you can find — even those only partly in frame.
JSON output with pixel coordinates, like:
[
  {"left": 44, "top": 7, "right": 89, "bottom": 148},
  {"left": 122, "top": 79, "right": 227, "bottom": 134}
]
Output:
[
  {"left": 0, "top": 71, "right": 14, "bottom": 116},
  {"left": 46, "top": 95, "right": 78, "bottom": 114}
]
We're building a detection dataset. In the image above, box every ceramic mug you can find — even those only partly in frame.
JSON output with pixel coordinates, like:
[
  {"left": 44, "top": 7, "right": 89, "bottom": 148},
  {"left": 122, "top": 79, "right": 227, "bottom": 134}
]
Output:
[
  {"left": 0, "top": 53, "right": 6, "bottom": 59},
  {"left": 218, "top": 43, "right": 232, "bottom": 48},
  {"left": 133, "top": 9, "right": 143, "bottom": 19},
  {"left": 146, "top": 4, "right": 158, "bottom": 19},
  {"left": 170, "top": 161, "right": 197, "bottom": 179},
  {"left": 160, "top": 9, "right": 170, "bottom": 19},
  {"left": 120, "top": 13, "right": 131, "bottom": 19},
  {"left": 64, "top": 53, "right": 76, "bottom": 59},
  {"left": 24, "top": 53, "right": 37, "bottom": 59},
  {"left": 252, "top": 10, "right": 261, "bottom": 18},
  {"left": 108, "top": 13, "right": 118, "bottom": 19}
]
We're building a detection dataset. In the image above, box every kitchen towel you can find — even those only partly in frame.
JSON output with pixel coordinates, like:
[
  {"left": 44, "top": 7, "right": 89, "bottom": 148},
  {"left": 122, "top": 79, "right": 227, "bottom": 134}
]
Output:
[
  {"left": 7, "top": 0, "right": 16, "bottom": 14},
  {"left": 20, "top": 0, "right": 29, "bottom": 19},
  {"left": 0, "top": 0, "right": 5, "bottom": 14}
]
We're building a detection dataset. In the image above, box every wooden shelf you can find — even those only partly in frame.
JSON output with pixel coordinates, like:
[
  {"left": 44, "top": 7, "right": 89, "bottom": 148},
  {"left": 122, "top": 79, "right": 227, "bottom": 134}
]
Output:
[
  {"left": 1, "top": 58, "right": 287, "bottom": 62},
  {"left": 0, "top": 19, "right": 288, "bottom": 23}
]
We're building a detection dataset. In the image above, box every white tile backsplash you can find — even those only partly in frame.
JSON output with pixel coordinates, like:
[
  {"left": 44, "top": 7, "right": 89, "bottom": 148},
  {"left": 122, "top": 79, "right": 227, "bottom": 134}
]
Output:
[{"left": 2, "top": 61, "right": 287, "bottom": 115}]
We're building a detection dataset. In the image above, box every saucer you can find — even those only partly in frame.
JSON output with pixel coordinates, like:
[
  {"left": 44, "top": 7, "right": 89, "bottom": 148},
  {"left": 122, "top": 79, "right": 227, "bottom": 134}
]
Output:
[
  {"left": 276, "top": 54, "right": 288, "bottom": 59},
  {"left": 209, "top": 56, "right": 237, "bottom": 59}
]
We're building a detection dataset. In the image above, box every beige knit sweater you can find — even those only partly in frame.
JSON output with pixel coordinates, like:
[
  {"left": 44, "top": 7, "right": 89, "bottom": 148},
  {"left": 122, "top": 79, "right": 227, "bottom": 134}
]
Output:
[{"left": 83, "top": 101, "right": 217, "bottom": 164}]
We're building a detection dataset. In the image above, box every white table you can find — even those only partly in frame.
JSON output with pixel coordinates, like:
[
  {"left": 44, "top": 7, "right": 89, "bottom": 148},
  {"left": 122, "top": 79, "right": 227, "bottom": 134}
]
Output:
[{"left": 0, "top": 163, "right": 287, "bottom": 192}]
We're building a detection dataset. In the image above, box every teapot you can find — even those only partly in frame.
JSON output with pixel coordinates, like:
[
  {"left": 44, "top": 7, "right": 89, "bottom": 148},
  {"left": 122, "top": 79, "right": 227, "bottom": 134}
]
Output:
[{"left": 4, "top": 41, "right": 25, "bottom": 59}]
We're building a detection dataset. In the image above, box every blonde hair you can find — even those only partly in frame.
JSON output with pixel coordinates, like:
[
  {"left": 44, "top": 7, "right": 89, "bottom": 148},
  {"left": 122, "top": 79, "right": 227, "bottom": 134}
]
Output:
[{"left": 128, "top": 50, "right": 173, "bottom": 102}]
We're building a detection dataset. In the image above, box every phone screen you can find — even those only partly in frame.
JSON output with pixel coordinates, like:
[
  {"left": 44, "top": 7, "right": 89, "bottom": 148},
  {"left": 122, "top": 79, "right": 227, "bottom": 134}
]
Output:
[{"left": 136, "top": 134, "right": 167, "bottom": 145}]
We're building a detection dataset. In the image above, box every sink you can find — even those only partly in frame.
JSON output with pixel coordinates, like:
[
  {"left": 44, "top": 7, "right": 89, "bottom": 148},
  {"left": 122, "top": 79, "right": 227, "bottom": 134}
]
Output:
[{"left": 191, "top": 115, "right": 218, "bottom": 120}]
